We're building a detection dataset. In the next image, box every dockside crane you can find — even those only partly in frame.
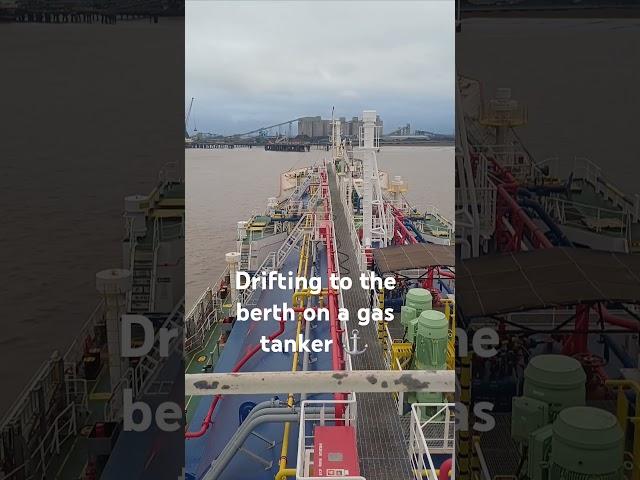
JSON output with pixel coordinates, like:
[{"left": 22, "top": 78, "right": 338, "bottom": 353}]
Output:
[{"left": 185, "top": 97, "right": 195, "bottom": 139}]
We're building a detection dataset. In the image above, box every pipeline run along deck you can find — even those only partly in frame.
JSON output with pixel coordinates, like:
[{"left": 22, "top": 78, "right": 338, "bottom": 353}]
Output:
[{"left": 184, "top": 110, "right": 456, "bottom": 480}]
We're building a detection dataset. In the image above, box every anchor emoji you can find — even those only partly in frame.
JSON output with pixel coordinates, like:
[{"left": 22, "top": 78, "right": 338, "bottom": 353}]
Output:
[{"left": 344, "top": 329, "right": 368, "bottom": 355}]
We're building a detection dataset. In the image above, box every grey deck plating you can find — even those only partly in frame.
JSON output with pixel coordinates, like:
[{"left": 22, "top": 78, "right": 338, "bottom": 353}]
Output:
[{"left": 328, "top": 168, "right": 413, "bottom": 480}]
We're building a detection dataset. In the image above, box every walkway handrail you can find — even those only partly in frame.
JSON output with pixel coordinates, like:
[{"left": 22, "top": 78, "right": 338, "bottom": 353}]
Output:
[{"left": 409, "top": 402, "right": 456, "bottom": 480}]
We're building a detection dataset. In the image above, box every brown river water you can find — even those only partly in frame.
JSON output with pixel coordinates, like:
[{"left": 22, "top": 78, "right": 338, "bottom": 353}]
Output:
[
  {"left": 4, "top": 16, "right": 636, "bottom": 417},
  {"left": 186, "top": 146, "right": 454, "bottom": 308}
]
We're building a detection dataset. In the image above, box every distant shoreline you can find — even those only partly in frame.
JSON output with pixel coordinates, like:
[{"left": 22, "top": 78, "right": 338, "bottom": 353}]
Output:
[
  {"left": 462, "top": 5, "right": 640, "bottom": 18},
  {"left": 380, "top": 141, "right": 454, "bottom": 147}
]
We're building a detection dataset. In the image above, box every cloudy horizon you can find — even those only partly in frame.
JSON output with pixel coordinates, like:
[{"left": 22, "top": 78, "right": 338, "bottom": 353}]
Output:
[{"left": 186, "top": 1, "right": 454, "bottom": 136}]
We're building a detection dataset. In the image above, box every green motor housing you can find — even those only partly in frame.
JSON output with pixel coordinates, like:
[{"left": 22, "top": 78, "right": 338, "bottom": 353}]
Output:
[
  {"left": 522, "top": 354, "right": 586, "bottom": 415},
  {"left": 512, "top": 355, "right": 586, "bottom": 445},
  {"left": 405, "top": 288, "right": 432, "bottom": 316},
  {"left": 413, "top": 309, "right": 448, "bottom": 371},
  {"left": 546, "top": 407, "right": 623, "bottom": 480},
  {"left": 402, "top": 288, "right": 433, "bottom": 343},
  {"left": 413, "top": 310, "right": 448, "bottom": 413}
]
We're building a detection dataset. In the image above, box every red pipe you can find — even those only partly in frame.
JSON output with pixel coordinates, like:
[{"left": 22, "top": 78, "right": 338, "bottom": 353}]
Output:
[
  {"left": 320, "top": 167, "right": 347, "bottom": 420},
  {"left": 186, "top": 308, "right": 306, "bottom": 439},
  {"left": 389, "top": 204, "right": 418, "bottom": 246},
  {"left": 598, "top": 306, "right": 640, "bottom": 332},
  {"left": 188, "top": 167, "right": 348, "bottom": 439},
  {"left": 497, "top": 185, "right": 552, "bottom": 250},
  {"left": 485, "top": 152, "right": 637, "bottom": 384},
  {"left": 323, "top": 224, "right": 345, "bottom": 373},
  {"left": 562, "top": 304, "right": 590, "bottom": 355},
  {"left": 437, "top": 269, "right": 455, "bottom": 279},
  {"left": 425, "top": 267, "right": 455, "bottom": 290},
  {"left": 438, "top": 459, "right": 452, "bottom": 480}
]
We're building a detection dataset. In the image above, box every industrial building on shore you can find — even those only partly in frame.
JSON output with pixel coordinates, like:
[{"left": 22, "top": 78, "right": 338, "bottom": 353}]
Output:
[{"left": 297, "top": 114, "right": 383, "bottom": 138}]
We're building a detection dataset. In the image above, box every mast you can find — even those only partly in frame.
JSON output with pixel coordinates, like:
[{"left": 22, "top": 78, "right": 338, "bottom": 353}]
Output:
[{"left": 359, "top": 110, "right": 388, "bottom": 254}]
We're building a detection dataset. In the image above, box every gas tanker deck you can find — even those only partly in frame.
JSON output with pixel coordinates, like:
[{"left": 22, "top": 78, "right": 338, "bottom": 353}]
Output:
[
  {"left": 184, "top": 110, "right": 456, "bottom": 480},
  {"left": 455, "top": 73, "right": 640, "bottom": 479}
]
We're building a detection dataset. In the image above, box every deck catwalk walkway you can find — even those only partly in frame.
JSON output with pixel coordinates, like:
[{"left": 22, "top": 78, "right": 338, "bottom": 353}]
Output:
[{"left": 328, "top": 168, "right": 413, "bottom": 479}]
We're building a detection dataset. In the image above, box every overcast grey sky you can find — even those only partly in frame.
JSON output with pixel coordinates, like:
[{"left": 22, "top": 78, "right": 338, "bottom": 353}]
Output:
[{"left": 186, "top": 1, "right": 454, "bottom": 136}]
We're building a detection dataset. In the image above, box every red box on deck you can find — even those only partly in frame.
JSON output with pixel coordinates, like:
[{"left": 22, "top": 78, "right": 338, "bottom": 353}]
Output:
[{"left": 313, "top": 426, "right": 360, "bottom": 477}]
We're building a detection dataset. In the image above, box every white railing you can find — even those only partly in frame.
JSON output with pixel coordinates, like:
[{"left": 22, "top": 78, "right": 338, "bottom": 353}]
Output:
[
  {"left": 572, "top": 156, "right": 602, "bottom": 190},
  {"left": 296, "top": 398, "right": 365, "bottom": 480},
  {"left": 381, "top": 323, "right": 394, "bottom": 371},
  {"left": 275, "top": 212, "right": 313, "bottom": 267},
  {"left": 150, "top": 217, "right": 160, "bottom": 312},
  {"left": 538, "top": 156, "right": 640, "bottom": 224},
  {"left": 103, "top": 368, "right": 133, "bottom": 423},
  {"left": 1, "top": 301, "right": 104, "bottom": 478},
  {"left": 538, "top": 156, "right": 601, "bottom": 189},
  {"left": 291, "top": 173, "right": 315, "bottom": 203},
  {"left": 455, "top": 184, "right": 496, "bottom": 238},
  {"left": 409, "top": 403, "right": 455, "bottom": 480},
  {"left": 105, "top": 299, "right": 183, "bottom": 421},
  {"left": 63, "top": 300, "right": 105, "bottom": 364},
  {"left": 126, "top": 220, "right": 138, "bottom": 311},
  {"left": 470, "top": 143, "right": 543, "bottom": 183},
  {"left": 185, "top": 266, "right": 230, "bottom": 353},
  {"left": 572, "top": 157, "right": 639, "bottom": 223},
  {"left": 540, "top": 195, "right": 630, "bottom": 237},
  {"left": 159, "top": 219, "right": 184, "bottom": 241},
  {"left": 422, "top": 205, "right": 455, "bottom": 245},
  {"left": 424, "top": 205, "right": 453, "bottom": 231},
  {"left": 64, "top": 371, "right": 89, "bottom": 416},
  {"left": 1, "top": 403, "right": 77, "bottom": 480},
  {"left": 338, "top": 173, "right": 368, "bottom": 273}
]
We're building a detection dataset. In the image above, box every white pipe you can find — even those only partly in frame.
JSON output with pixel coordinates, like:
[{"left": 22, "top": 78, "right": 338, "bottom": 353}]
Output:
[{"left": 186, "top": 369, "right": 454, "bottom": 396}]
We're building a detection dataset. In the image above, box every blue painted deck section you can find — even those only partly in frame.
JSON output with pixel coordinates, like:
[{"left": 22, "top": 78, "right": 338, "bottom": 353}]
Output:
[
  {"left": 101, "top": 349, "right": 185, "bottom": 479},
  {"left": 185, "top": 243, "right": 334, "bottom": 480}
]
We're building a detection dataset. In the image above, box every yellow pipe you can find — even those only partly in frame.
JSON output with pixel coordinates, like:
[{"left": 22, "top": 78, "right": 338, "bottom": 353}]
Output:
[
  {"left": 274, "top": 468, "right": 296, "bottom": 480},
  {"left": 606, "top": 380, "right": 640, "bottom": 480},
  {"left": 292, "top": 289, "right": 328, "bottom": 305},
  {"left": 442, "top": 299, "right": 456, "bottom": 370},
  {"left": 276, "top": 231, "right": 311, "bottom": 479}
]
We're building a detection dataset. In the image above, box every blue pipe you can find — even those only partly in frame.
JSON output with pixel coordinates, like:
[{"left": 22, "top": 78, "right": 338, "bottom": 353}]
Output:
[
  {"left": 516, "top": 189, "right": 573, "bottom": 247},
  {"left": 439, "top": 278, "right": 452, "bottom": 294},
  {"left": 602, "top": 334, "right": 634, "bottom": 369},
  {"left": 403, "top": 219, "right": 426, "bottom": 243}
]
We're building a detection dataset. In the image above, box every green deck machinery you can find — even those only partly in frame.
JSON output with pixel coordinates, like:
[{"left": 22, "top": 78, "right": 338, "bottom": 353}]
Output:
[
  {"left": 511, "top": 354, "right": 624, "bottom": 479},
  {"left": 402, "top": 288, "right": 448, "bottom": 417},
  {"left": 401, "top": 288, "right": 433, "bottom": 343}
]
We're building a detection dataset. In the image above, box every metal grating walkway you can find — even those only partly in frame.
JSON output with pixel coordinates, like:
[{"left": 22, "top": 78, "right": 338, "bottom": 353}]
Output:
[{"left": 328, "top": 168, "right": 413, "bottom": 480}]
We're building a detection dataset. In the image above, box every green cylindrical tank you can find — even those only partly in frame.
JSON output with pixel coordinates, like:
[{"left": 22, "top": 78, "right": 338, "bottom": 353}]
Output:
[
  {"left": 413, "top": 310, "right": 448, "bottom": 371},
  {"left": 523, "top": 355, "right": 586, "bottom": 415},
  {"left": 405, "top": 288, "right": 432, "bottom": 316},
  {"left": 550, "top": 406, "right": 624, "bottom": 479}
]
